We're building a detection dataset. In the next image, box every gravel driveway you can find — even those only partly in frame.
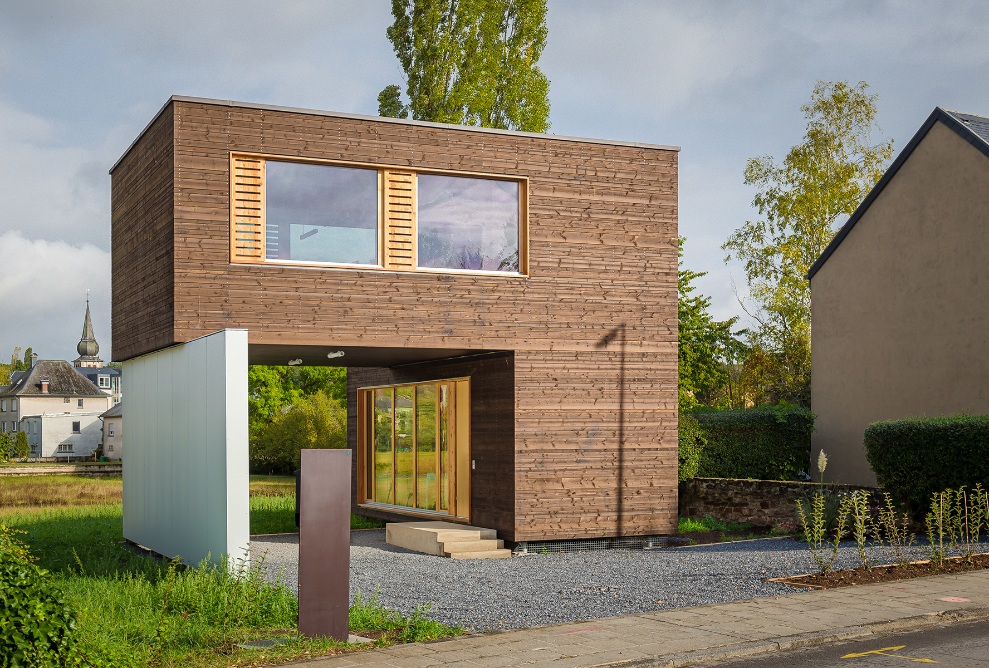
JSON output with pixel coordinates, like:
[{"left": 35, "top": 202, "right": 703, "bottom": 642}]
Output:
[{"left": 251, "top": 530, "right": 908, "bottom": 632}]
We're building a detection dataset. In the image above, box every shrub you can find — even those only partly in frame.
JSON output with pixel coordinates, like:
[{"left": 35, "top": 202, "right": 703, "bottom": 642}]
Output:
[
  {"left": 864, "top": 414, "right": 989, "bottom": 514},
  {"left": 13, "top": 431, "right": 29, "bottom": 460},
  {"left": 251, "top": 391, "right": 347, "bottom": 474},
  {"left": 692, "top": 405, "right": 814, "bottom": 480},
  {"left": 677, "top": 413, "right": 705, "bottom": 482},
  {"left": 0, "top": 524, "right": 82, "bottom": 666}
]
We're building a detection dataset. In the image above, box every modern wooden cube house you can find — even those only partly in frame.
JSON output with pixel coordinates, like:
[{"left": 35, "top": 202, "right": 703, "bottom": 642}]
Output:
[{"left": 111, "top": 96, "right": 679, "bottom": 543}]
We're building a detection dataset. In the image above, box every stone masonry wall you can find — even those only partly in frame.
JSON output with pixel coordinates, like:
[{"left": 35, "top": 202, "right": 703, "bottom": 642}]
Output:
[{"left": 678, "top": 478, "right": 876, "bottom": 530}]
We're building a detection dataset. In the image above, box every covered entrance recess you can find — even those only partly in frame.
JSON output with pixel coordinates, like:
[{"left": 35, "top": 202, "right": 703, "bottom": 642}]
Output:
[{"left": 357, "top": 379, "right": 471, "bottom": 520}]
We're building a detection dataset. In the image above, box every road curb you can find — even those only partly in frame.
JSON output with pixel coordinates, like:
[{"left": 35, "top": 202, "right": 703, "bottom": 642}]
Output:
[{"left": 577, "top": 607, "right": 989, "bottom": 668}]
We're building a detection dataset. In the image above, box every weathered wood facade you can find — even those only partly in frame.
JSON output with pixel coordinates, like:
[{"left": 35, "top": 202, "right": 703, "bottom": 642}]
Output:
[{"left": 111, "top": 96, "right": 679, "bottom": 542}]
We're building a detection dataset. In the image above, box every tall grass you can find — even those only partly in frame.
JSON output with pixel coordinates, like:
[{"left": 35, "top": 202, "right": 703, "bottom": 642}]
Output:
[{"left": 0, "top": 474, "right": 124, "bottom": 507}]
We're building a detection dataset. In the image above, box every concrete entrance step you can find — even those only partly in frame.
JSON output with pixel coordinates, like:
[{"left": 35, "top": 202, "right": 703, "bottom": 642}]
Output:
[{"left": 385, "top": 521, "right": 512, "bottom": 559}]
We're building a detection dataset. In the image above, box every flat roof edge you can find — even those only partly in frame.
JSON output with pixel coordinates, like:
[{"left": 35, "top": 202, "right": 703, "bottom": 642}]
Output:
[{"left": 111, "top": 95, "right": 679, "bottom": 172}]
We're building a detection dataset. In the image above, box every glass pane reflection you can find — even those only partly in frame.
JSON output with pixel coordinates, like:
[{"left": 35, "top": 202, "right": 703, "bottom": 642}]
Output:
[
  {"left": 265, "top": 160, "right": 378, "bottom": 265},
  {"left": 418, "top": 174, "right": 520, "bottom": 272}
]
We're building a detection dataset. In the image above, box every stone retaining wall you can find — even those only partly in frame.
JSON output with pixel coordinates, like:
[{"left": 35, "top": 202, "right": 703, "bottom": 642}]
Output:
[{"left": 678, "top": 477, "right": 875, "bottom": 530}]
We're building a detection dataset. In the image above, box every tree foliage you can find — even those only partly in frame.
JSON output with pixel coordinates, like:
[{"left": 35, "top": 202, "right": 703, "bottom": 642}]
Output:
[
  {"left": 13, "top": 431, "right": 29, "bottom": 460},
  {"left": 723, "top": 80, "right": 893, "bottom": 405},
  {"left": 0, "top": 346, "right": 34, "bottom": 383},
  {"left": 250, "top": 391, "right": 347, "bottom": 475},
  {"left": 379, "top": 0, "right": 550, "bottom": 132},
  {"left": 678, "top": 237, "right": 742, "bottom": 409},
  {"left": 248, "top": 365, "right": 346, "bottom": 442}
]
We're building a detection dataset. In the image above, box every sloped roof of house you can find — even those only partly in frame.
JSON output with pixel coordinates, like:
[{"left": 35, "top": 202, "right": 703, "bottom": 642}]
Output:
[
  {"left": 101, "top": 403, "right": 123, "bottom": 418},
  {"left": 807, "top": 108, "right": 989, "bottom": 280},
  {"left": 0, "top": 360, "right": 110, "bottom": 397}
]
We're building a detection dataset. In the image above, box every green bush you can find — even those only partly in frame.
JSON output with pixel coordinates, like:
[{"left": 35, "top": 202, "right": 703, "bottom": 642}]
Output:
[
  {"left": 692, "top": 405, "right": 814, "bottom": 480},
  {"left": 0, "top": 524, "right": 82, "bottom": 667},
  {"left": 865, "top": 414, "right": 989, "bottom": 514},
  {"left": 677, "top": 413, "right": 705, "bottom": 482}
]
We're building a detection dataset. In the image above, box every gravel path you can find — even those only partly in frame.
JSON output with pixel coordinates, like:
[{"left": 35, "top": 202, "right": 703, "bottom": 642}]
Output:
[{"left": 252, "top": 531, "right": 930, "bottom": 632}]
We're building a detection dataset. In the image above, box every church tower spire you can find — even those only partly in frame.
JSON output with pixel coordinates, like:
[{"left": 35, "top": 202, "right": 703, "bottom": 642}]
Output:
[{"left": 74, "top": 297, "right": 103, "bottom": 368}]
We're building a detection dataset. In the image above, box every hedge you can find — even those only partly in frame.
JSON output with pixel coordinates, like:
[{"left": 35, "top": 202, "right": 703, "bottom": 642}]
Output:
[
  {"left": 864, "top": 414, "right": 989, "bottom": 513},
  {"left": 690, "top": 405, "right": 814, "bottom": 481},
  {"left": 677, "top": 413, "right": 705, "bottom": 482}
]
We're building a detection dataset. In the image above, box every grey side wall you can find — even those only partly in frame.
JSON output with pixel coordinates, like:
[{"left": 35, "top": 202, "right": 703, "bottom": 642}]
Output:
[{"left": 811, "top": 121, "right": 989, "bottom": 486}]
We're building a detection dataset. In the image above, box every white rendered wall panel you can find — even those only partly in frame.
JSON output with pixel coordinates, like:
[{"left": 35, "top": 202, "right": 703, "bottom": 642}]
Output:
[{"left": 122, "top": 329, "right": 249, "bottom": 565}]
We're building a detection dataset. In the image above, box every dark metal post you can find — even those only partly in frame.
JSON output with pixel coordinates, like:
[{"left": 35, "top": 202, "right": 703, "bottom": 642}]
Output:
[{"left": 298, "top": 449, "right": 351, "bottom": 641}]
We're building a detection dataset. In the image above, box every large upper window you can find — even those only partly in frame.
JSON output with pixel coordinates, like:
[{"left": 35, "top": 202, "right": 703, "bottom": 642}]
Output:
[
  {"left": 265, "top": 161, "right": 379, "bottom": 266},
  {"left": 418, "top": 174, "right": 520, "bottom": 272},
  {"left": 230, "top": 154, "right": 526, "bottom": 275}
]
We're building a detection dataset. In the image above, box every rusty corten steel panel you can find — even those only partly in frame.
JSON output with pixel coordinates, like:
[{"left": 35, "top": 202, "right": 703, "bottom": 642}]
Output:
[{"left": 298, "top": 449, "right": 352, "bottom": 640}]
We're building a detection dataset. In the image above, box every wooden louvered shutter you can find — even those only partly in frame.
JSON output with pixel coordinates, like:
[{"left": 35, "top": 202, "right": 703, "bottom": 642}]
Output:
[
  {"left": 229, "top": 154, "right": 265, "bottom": 263},
  {"left": 382, "top": 170, "right": 416, "bottom": 270}
]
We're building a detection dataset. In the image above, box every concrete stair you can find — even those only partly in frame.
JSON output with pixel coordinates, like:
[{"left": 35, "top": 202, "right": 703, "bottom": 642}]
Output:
[{"left": 385, "top": 521, "right": 512, "bottom": 559}]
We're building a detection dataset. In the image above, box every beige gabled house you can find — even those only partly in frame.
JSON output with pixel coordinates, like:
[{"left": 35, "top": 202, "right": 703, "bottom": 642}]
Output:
[
  {"left": 808, "top": 108, "right": 989, "bottom": 486},
  {"left": 0, "top": 360, "right": 113, "bottom": 458}
]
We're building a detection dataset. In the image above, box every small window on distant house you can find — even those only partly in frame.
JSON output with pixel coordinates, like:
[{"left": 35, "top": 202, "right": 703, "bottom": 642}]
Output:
[
  {"left": 64, "top": 397, "right": 70, "bottom": 403},
  {"left": 107, "top": 444, "right": 113, "bottom": 453},
  {"left": 72, "top": 421, "right": 81, "bottom": 434},
  {"left": 57, "top": 443, "right": 73, "bottom": 453},
  {"left": 11, "top": 423, "right": 17, "bottom": 432},
  {"left": 11, "top": 399, "right": 16, "bottom": 411},
  {"left": 78, "top": 399, "right": 84, "bottom": 408},
  {"left": 98, "top": 376, "right": 110, "bottom": 388},
  {"left": 107, "top": 424, "right": 115, "bottom": 437},
  {"left": 1, "top": 422, "right": 6, "bottom": 433},
  {"left": 1, "top": 399, "right": 6, "bottom": 411}
]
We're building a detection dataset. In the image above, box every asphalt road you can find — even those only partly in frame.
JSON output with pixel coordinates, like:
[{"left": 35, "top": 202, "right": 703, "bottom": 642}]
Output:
[{"left": 713, "top": 619, "right": 989, "bottom": 667}]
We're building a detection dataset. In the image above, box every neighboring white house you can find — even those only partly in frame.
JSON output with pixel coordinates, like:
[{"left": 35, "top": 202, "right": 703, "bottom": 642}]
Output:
[
  {"left": 0, "top": 359, "right": 113, "bottom": 458},
  {"left": 101, "top": 402, "right": 122, "bottom": 460},
  {"left": 0, "top": 301, "right": 119, "bottom": 459},
  {"left": 21, "top": 412, "right": 105, "bottom": 459}
]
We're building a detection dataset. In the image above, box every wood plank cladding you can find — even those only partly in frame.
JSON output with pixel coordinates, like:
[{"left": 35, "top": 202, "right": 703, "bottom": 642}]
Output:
[
  {"left": 382, "top": 169, "right": 416, "bottom": 269},
  {"left": 111, "top": 97, "right": 679, "bottom": 540},
  {"left": 229, "top": 155, "right": 265, "bottom": 263},
  {"left": 110, "top": 105, "right": 175, "bottom": 360}
]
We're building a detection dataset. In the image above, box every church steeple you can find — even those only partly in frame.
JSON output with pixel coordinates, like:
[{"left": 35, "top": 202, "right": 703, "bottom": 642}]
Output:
[{"left": 74, "top": 297, "right": 103, "bottom": 368}]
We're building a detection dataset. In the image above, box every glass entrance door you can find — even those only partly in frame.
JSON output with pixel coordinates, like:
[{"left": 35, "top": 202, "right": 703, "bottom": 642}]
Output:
[{"left": 359, "top": 378, "right": 469, "bottom": 518}]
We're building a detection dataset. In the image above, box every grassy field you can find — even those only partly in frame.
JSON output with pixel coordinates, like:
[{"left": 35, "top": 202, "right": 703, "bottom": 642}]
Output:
[
  {"left": 0, "top": 474, "right": 384, "bottom": 534},
  {"left": 0, "top": 476, "right": 454, "bottom": 666}
]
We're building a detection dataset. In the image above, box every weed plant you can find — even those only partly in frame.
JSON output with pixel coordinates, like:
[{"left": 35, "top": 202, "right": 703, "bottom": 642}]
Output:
[
  {"left": 876, "top": 492, "right": 916, "bottom": 567},
  {"left": 846, "top": 490, "right": 874, "bottom": 569},
  {"left": 796, "top": 492, "right": 849, "bottom": 573}
]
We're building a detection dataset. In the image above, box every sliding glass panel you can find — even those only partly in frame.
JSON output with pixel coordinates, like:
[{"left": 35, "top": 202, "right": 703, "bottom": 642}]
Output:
[
  {"left": 265, "top": 160, "right": 378, "bottom": 265},
  {"left": 373, "top": 389, "right": 393, "bottom": 504},
  {"left": 416, "top": 384, "right": 438, "bottom": 511},
  {"left": 417, "top": 174, "right": 520, "bottom": 272},
  {"left": 438, "top": 384, "right": 449, "bottom": 511},
  {"left": 394, "top": 386, "right": 415, "bottom": 508}
]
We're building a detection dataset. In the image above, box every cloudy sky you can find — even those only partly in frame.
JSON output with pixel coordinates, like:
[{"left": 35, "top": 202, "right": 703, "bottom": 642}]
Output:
[{"left": 1, "top": 1, "right": 988, "bottom": 363}]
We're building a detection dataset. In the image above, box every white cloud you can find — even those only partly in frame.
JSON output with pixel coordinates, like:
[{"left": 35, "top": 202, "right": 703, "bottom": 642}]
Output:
[
  {"left": 0, "top": 102, "right": 107, "bottom": 249},
  {"left": 0, "top": 231, "right": 110, "bottom": 362}
]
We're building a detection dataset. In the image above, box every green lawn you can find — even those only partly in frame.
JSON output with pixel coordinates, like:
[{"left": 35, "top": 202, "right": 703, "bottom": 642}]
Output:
[
  {"left": 0, "top": 503, "right": 456, "bottom": 666},
  {"left": 0, "top": 476, "right": 441, "bottom": 665}
]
